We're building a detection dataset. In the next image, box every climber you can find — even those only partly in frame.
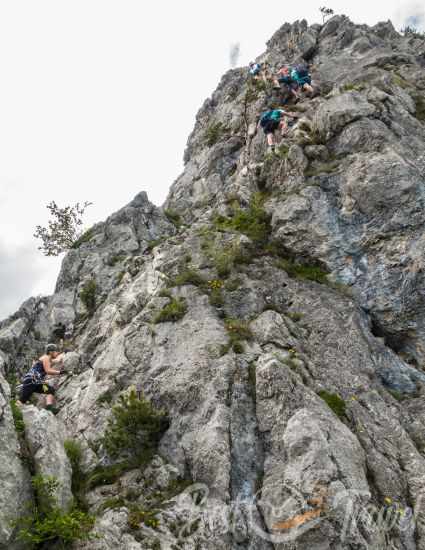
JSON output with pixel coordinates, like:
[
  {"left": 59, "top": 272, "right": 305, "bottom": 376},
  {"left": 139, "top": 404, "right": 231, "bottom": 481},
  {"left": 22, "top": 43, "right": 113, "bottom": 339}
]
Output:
[
  {"left": 249, "top": 61, "right": 262, "bottom": 77},
  {"left": 248, "top": 61, "right": 271, "bottom": 84},
  {"left": 273, "top": 66, "right": 299, "bottom": 100},
  {"left": 290, "top": 63, "right": 315, "bottom": 96},
  {"left": 17, "top": 344, "right": 65, "bottom": 414},
  {"left": 259, "top": 108, "right": 301, "bottom": 153}
]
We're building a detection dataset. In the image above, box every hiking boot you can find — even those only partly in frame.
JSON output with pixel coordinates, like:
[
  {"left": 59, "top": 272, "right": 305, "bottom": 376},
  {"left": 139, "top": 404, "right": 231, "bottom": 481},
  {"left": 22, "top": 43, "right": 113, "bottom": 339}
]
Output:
[{"left": 46, "top": 405, "right": 59, "bottom": 415}]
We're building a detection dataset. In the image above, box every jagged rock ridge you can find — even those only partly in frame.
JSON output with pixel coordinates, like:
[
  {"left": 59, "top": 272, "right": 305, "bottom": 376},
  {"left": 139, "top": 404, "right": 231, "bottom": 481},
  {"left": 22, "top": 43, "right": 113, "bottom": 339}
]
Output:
[{"left": 1, "top": 14, "right": 425, "bottom": 550}]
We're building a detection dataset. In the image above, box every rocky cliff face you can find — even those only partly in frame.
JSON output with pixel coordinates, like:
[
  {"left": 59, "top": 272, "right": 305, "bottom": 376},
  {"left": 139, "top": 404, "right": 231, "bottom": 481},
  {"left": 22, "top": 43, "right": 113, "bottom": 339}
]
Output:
[{"left": 1, "top": 14, "right": 425, "bottom": 550}]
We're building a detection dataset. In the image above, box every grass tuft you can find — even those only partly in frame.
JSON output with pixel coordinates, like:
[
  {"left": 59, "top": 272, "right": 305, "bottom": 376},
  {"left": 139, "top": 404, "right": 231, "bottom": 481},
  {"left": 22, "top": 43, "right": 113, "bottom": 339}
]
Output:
[
  {"left": 276, "top": 259, "right": 329, "bottom": 284},
  {"left": 318, "top": 390, "right": 346, "bottom": 419},
  {"left": 154, "top": 297, "right": 188, "bottom": 324}
]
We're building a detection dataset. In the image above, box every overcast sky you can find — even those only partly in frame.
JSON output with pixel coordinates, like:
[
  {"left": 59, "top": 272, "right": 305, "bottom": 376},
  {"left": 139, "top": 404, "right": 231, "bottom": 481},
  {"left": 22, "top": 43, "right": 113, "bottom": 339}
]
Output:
[{"left": 0, "top": 0, "right": 423, "bottom": 320}]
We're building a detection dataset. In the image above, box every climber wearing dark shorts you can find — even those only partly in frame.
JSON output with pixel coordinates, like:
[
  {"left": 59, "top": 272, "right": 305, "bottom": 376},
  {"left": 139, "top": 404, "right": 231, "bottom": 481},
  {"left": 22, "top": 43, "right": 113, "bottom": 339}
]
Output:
[
  {"left": 263, "top": 119, "right": 280, "bottom": 135},
  {"left": 20, "top": 381, "right": 56, "bottom": 403},
  {"left": 18, "top": 343, "right": 64, "bottom": 414}
]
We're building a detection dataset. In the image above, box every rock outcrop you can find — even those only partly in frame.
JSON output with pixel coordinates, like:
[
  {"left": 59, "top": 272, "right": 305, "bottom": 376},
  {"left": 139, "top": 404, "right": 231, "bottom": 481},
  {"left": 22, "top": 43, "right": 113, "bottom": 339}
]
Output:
[
  {"left": 21, "top": 406, "right": 73, "bottom": 511},
  {"left": 1, "top": 14, "right": 425, "bottom": 550},
  {"left": 0, "top": 374, "right": 31, "bottom": 550}
]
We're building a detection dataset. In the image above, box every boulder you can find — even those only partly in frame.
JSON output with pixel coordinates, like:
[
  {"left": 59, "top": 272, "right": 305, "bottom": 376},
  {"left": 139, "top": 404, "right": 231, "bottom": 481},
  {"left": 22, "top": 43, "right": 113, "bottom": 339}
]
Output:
[{"left": 22, "top": 406, "right": 73, "bottom": 510}]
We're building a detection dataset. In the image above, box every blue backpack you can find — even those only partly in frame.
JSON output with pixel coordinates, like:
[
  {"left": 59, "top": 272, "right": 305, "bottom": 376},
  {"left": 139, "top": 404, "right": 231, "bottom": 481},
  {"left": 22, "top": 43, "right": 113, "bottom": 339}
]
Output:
[
  {"left": 260, "top": 110, "right": 282, "bottom": 127},
  {"left": 294, "top": 64, "right": 309, "bottom": 78},
  {"left": 249, "top": 63, "right": 261, "bottom": 76}
]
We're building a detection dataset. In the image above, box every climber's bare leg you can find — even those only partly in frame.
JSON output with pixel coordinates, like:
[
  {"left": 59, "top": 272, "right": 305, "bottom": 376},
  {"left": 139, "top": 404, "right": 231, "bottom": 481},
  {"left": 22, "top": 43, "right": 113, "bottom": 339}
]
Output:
[{"left": 46, "top": 394, "right": 55, "bottom": 406}]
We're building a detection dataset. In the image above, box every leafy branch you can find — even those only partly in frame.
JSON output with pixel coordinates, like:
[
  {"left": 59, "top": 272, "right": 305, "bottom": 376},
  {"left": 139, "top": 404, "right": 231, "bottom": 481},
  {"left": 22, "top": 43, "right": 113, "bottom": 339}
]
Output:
[{"left": 34, "top": 201, "right": 92, "bottom": 256}]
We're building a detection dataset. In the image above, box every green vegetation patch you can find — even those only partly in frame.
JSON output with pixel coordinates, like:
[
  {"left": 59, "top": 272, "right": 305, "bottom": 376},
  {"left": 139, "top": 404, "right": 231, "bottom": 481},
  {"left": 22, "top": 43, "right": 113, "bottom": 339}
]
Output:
[
  {"left": 80, "top": 278, "right": 97, "bottom": 315},
  {"left": 154, "top": 297, "right": 188, "bottom": 323},
  {"left": 392, "top": 74, "right": 410, "bottom": 90},
  {"left": 413, "top": 94, "right": 425, "bottom": 122},
  {"left": 172, "top": 268, "right": 207, "bottom": 289},
  {"left": 146, "top": 237, "right": 166, "bottom": 251},
  {"left": 71, "top": 227, "right": 95, "bottom": 249},
  {"left": 107, "top": 254, "right": 126, "bottom": 267},
  {"left": 276, "top": 258, "right": 329, "bottom": 284},
  {"left": 214, "top": 192, "right": 272, "bottom": 244},
  {"left": 102, "top": 389, "right": 169, "bottom": 461},
  {"left": 64, "top": 439, "right": 88, "bottom": 510},
  {"left": 164, "top": 209, "right": 182, "bottom": 228},
  {"left": 11, "top": 400, "right": 25, "bottom": 433},
  {"left": 318, "top": 390, "right": 346, "bottom": 419},
  {"left": 87, "top": 462, "right": 130, "bottom": 490},
  {"left": 204, "top": 121, "right": 229, "bottom": 146},
  {"left": 16, "top": 475, "right": 95, "bottom": 546},
  {"left": 388, "top": 389, "right": 407, "bottom": 402},
  {"left": 222, "top": 318, "right": 253, "bottom": 354}
]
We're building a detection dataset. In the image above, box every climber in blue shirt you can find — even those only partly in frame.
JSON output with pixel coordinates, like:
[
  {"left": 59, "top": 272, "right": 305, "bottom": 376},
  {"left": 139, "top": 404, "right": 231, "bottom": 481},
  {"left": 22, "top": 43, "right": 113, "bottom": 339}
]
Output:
[{"left": 17, "top": 344, "right": 65, "bottom": 414}]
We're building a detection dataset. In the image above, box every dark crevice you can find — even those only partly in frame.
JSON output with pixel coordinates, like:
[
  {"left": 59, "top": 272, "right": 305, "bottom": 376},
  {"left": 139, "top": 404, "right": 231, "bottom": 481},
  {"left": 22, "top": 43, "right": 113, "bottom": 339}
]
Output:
[{"left": 370, "top": 317, "right": 411, "bottom": 355}]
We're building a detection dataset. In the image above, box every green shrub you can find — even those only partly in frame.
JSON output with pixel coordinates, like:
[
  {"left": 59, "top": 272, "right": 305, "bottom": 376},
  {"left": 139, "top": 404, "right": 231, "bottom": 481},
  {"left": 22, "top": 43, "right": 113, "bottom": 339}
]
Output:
[
  {"left": 172, "top": 268, "right": 207, "bottom": 288},
  {"left": 102, "top": 389, "right": 169, "bottom": 461},
  {"left": 232, "top": 341, "right": 245, "bottom": 354},
  {"left": 158, "top": 288, "right": 172, "bottom": 299},
  {"left": 306, "top": 126, "right": 326, "bottom": 145},
  {"left": 6, "top": 372, "right": 18, "bottom": 397},
  {"left": 98, "top": 497, "right": 126, "bottom": 513},
  {"left": 275, "top": 144, "right": 289, "bottom": 158},
  {"left": 224, "top": 318, "right": 252, "bottom": 354},
  {"left": 203, "top": 233, "right": 252, "bottom": 277},
  {"left": 414, "top": 94, "right": 425, "bottom": 122},
  {"left": 71, "top": 227, "right": 95, "bottom": 249},
  {"left": 209, "top": 288, "right": 225, "bottom": 308},
  {"left": 154, "top": 297, "right": 188, "bottom": 323},
  {"left": 388, "top": 389, "right": 406, "bottom": 402},
  {"left": 164, "top": 209, "right": 182, "bottom": 228},
  {"left": 213, "top": 247, "right": 234, "bottom": 278},
  {"left": 204, "top": 121, "right": 228, "bottom": 146},
  {"left": 128, "top": 506, "right": 160, "bottom": 530},
  {"left": 11, "top": 400, "right": 25, "bottom": 433},
  {"left": 80, "top": 278, "right": 97, "bottom": 315},
  {"left": 16, "top": 475, "right": 94, "bottom": 546},
  {"left": 146, "top": 237, "right": 165, "bottom": 251},
  {"left": 392, "top": 74, "right": 410, "bottom": 90},
  {"left": 225, "top": 318, "right": 253, "bottom": 341},
  {"left": 64, "top": 439, "right": 87, "bottom": 510},
  {"left": 276, "top": 259, "right": 329, "bottom": 284},
  {"left": 214, "top": 193, "right": 271, "bottom": 244},
  {"left": 318, "top": 391, "right": 346, "bottom": 419},
  {"left": 97, "top": 389, "right": 114, "bottom": 406},
  {"left": 107, "top": 254, "right": 126, "bottom": 267},
  {"left": 87, "top": 462, "right": 130, "bottom": 489}
]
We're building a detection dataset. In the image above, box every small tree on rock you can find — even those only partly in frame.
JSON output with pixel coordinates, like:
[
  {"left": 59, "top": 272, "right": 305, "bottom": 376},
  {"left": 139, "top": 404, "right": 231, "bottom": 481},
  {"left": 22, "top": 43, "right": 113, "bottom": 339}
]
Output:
[
  {"left": 320, "top": 7, "right": 334, "bottom": 23},
  {"left": 34, "top": 201, "right": 92, "bottom": 256}
]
